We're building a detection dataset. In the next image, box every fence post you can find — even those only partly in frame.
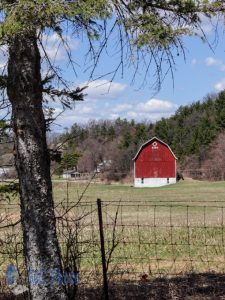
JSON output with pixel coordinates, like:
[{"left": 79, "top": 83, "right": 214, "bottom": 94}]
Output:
[{"left": 97, "top": 198, "right": 109, "bottom": 300}]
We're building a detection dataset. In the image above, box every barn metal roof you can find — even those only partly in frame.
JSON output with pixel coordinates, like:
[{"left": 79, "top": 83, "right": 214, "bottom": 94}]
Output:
[{"left": 132, "top": 136, "right": 177, "bottom": 161}]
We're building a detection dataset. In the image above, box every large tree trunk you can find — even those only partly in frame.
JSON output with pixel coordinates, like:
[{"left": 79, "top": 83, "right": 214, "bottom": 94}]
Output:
[{"left": 7, "top": 34, "right": 67, "bottom": 299}]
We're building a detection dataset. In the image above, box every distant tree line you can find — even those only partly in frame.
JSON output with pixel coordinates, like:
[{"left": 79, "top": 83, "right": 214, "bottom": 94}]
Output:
[
  {"left": 52, "top": 90, "right": 225, "bottom": 181},
  {"left": 52, "top": 119, "right": 154, "bottom": 181},
  {"left": 154, "top": 91, "right": 225, "bottom": 179}
]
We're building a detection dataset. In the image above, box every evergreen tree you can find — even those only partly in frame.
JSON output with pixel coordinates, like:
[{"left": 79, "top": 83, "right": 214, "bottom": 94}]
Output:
[
  {"left": 61, "top": 153, "right": 80, "bottom": 170},
  {"left": 215, "top": 91, "right": 225, "bottom": 129}
]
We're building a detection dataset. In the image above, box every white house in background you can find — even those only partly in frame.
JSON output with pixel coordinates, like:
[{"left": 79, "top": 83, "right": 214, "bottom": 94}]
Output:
[
  {"left": 96, "top": 160, "right": 112, "bottom": 173},
  {"left": 0, "top": 165, "right": 15, "bottom": 178},
  {"left": 62, "top": 170, "right": 81, "bottom": 179}
]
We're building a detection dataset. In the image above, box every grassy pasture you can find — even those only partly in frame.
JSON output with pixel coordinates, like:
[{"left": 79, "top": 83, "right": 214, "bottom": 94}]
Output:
[
  {"left": 52, "top": 178, "right": 225, "bottom": 204},
  {"left": 1, "top": 179, "right": 225, "bottom": 284},
  {"left": 53, "top": 179, "right": 225, "bottom": 281}
]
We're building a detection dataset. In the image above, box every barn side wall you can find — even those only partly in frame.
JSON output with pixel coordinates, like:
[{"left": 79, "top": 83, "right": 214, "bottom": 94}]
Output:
[
  {"left": 134, "top": 177, "right": 176, "bottom": 187},
  {"left": 135, "top": 141, "right": 176, "bottom": 179}
]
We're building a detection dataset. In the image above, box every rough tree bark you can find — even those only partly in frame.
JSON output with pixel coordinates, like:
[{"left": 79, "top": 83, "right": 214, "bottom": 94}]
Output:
[{"left": 7, "top": 33, "right": 67, "bottom": 299}]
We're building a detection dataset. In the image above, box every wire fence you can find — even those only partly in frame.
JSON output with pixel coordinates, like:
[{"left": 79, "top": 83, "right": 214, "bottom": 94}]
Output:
[
  {"left": 100, "top": 201, "right": 225, "bottom": 275},
  {"left": 2, "top": 200, "right": 225, "bottom": 299},
  {"left": 54, "top": 199, "right": 225, "bottom": 299}
]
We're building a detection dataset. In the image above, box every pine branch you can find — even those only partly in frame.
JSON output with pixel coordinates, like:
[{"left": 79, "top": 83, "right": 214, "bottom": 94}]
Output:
[{"left": 43, "top": 85, "right": 87, "bottom": 108}]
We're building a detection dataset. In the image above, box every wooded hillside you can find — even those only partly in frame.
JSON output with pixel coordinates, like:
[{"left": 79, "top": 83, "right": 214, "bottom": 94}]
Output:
[{"left": 53, "top": 90, "right": 225, "bottom": 181}]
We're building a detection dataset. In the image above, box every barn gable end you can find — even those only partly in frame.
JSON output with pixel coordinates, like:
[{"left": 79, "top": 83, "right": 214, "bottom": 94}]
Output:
[{"left": 133, "top": 137, "right": 177, "bottom": 187}]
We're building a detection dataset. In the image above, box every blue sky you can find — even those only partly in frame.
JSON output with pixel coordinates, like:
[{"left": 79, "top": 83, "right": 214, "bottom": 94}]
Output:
[
  {"left": 1, "top": 17, "right": 225, "bottom": 132},
  {"left": 51, "top": 19, "right": 225, "bottom": 132}
]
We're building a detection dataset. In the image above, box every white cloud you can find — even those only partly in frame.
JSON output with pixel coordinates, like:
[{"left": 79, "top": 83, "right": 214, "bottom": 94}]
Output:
[
  {"left": 54, "top": 109, "right": 94, "bottom": 129},
  {"left": 55, "top": 103, "right": 94, "bottom": 115},
  {"left": 49, "top": 79, "right": 128, "bottom": 130},
  {"left": 220, "top": 65, "right": 225, "bottom": 72},
  {"left": 51, "top": 95, "right": 177, "bottom": 131},
  {"left": 78, "top": 105, "right": 94, "bottom": 114},
  {"left": 121, "top": 98, "right": 178, "bottom": 122},
  {"left": 205, "top": 57, "right": 220, "bottom": 66},
  {"left": 191, "top": 58, "right": 197, "bottom": 65},
  {"left": 80, "top": 80, "right": 127, "bottom": 99},
  {"left": 127, "top": 111, "right": 137, "bottom": 118},
  {"left": 205, "top": 57, "right": 225, "bottom": 71},
  {"left": 136, "top": 99, "right": 177, "bottom": 113},
  {"left": 112, "top": 103, "right": 133, "bottom": 113},
  {"left": 40, "top": 33, "right": 79, "bottom": 62},
  {"left": 109, "top": 113, "right": 120, "bottom": 119},
  {"left": 214, "top": 78, "right": 225, "bottom": 91}
]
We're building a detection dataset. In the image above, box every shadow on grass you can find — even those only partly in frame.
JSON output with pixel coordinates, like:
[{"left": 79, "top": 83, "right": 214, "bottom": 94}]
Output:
[
  {"left": 2, "top": 272, "right": 225, "bottom": 299},
  {"left": 77, "top": 272, "right": 225, "bottom": 300}
]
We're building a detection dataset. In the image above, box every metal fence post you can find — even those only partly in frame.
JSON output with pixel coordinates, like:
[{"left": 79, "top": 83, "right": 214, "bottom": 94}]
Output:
[{"left": 97, "top": 198, "right": 109, "bottom": 300}]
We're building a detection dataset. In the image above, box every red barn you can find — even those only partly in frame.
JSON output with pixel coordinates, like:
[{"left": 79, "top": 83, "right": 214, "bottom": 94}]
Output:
[{"left": 133, "top": 137, "right": 177, "bottom": 187}]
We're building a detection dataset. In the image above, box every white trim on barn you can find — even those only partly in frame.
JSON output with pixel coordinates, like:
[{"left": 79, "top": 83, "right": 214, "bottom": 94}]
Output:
[{"left": 134, "top": 177, "right": 176, "bottom": 188}]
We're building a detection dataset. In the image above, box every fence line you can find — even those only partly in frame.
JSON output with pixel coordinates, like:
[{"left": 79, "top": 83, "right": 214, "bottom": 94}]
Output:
[{"left": 2, "top": 199, "right": 225, "bottom": 298}]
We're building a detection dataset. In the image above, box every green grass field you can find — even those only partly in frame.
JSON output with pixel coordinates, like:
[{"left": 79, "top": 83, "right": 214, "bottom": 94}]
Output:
[
  {"left": 1, "top": 179, "right": 225, "bottom": 283},
  {"left": 52, "top": 178, "right": 225, "bottom": 204},
  {"left": 52, "top": 179, "right": 225, "bottom": 281}
]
